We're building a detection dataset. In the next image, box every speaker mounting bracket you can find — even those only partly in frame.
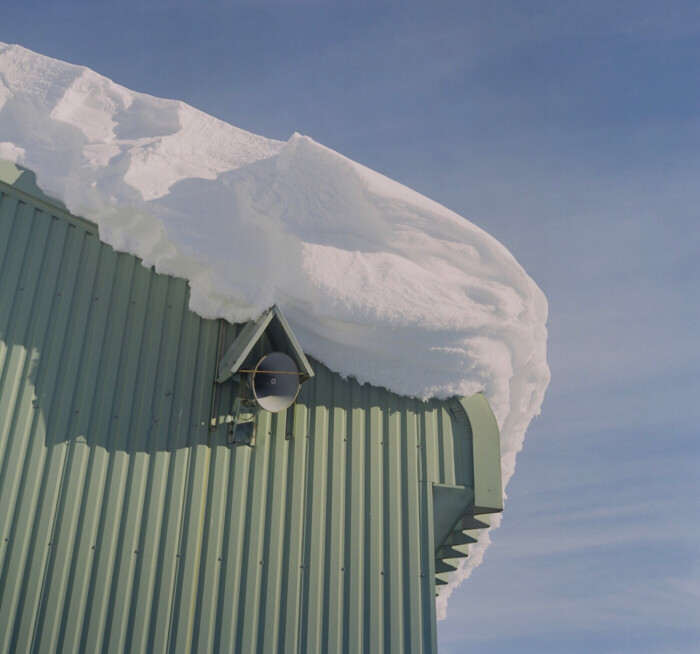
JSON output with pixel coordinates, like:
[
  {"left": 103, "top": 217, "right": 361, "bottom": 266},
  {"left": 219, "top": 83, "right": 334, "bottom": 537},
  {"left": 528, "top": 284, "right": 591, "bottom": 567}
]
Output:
[{"left": 228, "top": 397, "right": 259, "bottom": 446}]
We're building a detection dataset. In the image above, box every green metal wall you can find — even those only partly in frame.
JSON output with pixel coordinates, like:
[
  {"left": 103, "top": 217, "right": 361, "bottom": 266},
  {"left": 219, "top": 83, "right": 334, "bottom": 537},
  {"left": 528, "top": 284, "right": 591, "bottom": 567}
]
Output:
[{"left": 0, "top": 164, "right": 500, "bottom": 653}]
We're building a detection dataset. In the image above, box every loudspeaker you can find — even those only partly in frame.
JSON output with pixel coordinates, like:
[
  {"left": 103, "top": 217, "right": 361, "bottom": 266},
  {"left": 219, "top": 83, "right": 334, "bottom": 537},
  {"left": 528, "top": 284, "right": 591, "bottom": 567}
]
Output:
[{"left": 248, "top": 351, "right": 300, "bottom": 412}]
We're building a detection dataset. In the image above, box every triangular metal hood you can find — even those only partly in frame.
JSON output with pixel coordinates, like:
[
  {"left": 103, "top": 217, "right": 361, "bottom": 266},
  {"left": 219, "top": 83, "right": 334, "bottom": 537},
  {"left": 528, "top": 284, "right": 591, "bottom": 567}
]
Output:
[{"left": 216, "top": 304, "right": 314, "bottom": 383}]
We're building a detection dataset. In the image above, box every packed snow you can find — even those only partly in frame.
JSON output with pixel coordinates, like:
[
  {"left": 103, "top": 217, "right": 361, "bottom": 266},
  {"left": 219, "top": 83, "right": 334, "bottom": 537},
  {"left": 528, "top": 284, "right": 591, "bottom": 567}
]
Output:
[{"left": 0, "top": 43, "right": 550, "bottom": 608}]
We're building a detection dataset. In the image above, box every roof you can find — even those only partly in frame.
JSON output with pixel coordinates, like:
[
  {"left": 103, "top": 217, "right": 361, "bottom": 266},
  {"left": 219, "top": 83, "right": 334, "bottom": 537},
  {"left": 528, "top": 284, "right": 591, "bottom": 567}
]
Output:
[{"left": 0, "top": 162, "right": 501, "bottom": 653}]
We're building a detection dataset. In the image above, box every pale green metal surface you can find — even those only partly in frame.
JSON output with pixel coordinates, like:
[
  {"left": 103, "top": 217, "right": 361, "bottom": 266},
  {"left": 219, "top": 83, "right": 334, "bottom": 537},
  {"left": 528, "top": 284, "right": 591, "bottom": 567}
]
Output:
[
  {"left": 457, "top": 393, "right": 504, "bottom": 515},
  {"left": 0, "top": 162, "right": 501, "bottom": 653},
  {"left": 432, "top": 485, "right": 474, "bottom": 551},
  {"left": 432, "top": 395, "right": 503, "bottom": 593}
]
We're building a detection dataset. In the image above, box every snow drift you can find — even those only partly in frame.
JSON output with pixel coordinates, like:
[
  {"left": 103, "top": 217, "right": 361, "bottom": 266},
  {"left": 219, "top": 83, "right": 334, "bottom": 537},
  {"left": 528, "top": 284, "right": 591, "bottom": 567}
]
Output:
[{"left": 0, "top": 42, "right": 550, "bottom": 610}]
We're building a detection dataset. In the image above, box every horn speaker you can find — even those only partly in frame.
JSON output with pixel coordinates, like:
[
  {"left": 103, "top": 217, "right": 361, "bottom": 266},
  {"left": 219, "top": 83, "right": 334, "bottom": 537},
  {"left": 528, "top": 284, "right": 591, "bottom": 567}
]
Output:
[{"left": 249, "top": 351, "right": 300, "bottom": 412}]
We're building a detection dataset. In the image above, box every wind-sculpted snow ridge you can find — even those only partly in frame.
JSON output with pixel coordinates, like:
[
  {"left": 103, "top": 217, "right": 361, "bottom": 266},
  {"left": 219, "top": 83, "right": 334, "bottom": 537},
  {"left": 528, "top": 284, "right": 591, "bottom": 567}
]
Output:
[{"left": 0, "top": 42, "right": 550, "bottom": 611}]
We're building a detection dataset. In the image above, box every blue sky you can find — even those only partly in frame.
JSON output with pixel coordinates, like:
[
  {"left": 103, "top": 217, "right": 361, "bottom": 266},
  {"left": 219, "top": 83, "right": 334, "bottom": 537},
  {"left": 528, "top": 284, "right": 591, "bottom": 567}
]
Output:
[{"left": 3, "top": 2, "right": 699, "bottom": 651}]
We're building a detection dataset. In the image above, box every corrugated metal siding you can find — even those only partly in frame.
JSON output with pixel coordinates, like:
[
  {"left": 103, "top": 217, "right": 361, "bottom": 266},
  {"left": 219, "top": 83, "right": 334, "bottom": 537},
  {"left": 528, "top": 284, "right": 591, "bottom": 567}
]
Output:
[
  {"left": 0, "top": 166, "right": 494, "bottom": 653},
  {"left": 0, "top": 180, "right": 221, "bottom": 654},
  {"left": 210, "top": 359, "right": 450, "bottom": 654}
]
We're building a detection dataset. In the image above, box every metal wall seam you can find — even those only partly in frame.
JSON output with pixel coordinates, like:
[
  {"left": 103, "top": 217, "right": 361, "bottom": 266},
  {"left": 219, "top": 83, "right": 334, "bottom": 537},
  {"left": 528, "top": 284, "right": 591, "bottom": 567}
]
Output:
[{"left": 324, "top": 372, "right": 348, "bottom": 653}]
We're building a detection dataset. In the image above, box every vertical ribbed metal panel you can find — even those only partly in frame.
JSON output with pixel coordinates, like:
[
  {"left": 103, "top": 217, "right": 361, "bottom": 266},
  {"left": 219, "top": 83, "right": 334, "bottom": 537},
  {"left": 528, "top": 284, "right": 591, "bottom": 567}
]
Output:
[
  {"left": 203, "top": 355, "right": 452, "bottom": 654},
  {"left": 0, "top": 166, "right": 493, "bottom": 653},
  {"left": 0, "top": 180, "right": 221, "bottom": 654}
]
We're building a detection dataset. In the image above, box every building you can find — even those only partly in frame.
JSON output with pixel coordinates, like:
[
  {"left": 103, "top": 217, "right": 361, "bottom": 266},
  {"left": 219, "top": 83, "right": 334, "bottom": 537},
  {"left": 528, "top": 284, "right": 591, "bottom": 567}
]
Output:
[{"left": 0, "top": 160, "right": 502, "bottom": 653}]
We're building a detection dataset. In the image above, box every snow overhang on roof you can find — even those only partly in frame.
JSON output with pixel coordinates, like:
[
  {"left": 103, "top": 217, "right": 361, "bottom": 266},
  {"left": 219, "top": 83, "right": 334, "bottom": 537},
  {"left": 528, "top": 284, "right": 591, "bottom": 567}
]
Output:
[{"left": 0, "top": 41, "right": 551, "bottom": 608}]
